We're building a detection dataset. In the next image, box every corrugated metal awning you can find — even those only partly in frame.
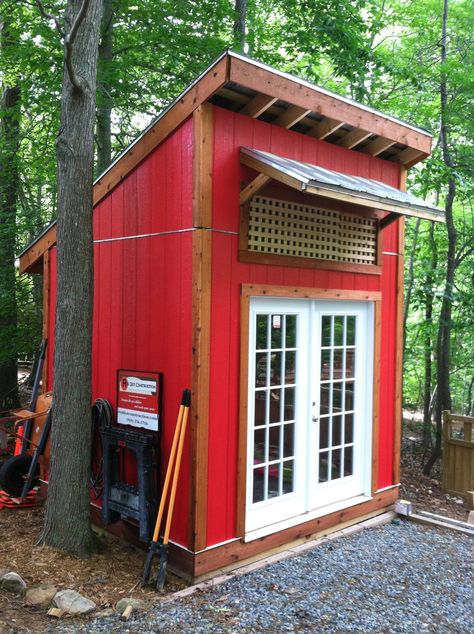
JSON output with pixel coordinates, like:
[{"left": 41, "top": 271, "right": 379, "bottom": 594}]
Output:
[{"left": 240, "top": 147, "right": 444, "bottom": 223}]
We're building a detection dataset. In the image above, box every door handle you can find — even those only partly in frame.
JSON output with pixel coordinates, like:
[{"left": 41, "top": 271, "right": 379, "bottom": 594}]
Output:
[{"left": 312, "top": 415, "right": 319, "bottom": 423}]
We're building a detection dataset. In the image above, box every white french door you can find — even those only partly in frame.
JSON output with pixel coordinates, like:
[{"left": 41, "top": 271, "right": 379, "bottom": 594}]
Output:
[{"left": 246, "top": 297, "right": 374, "bottom": 535}]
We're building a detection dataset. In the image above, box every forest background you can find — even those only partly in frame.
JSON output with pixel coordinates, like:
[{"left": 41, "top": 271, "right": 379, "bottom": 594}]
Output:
[{"left": 0, "top": 0, "right": 472, "bottom": 474}]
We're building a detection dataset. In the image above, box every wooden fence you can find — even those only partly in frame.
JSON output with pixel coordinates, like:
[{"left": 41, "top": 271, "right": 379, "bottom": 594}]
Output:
[{"left": 442, "top": 410, "right": 474, "bottom": 495}]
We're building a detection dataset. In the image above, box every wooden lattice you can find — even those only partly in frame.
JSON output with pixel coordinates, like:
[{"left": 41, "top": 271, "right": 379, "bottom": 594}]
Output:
[{"left": 248, "top": 196, "right": 377, "bottom": 265}]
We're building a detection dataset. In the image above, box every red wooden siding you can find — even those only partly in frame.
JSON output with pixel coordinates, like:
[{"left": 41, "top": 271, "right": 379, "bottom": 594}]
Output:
[
  {"left": 46, "top": 119, "right": 194, "bottom": 547},
  {"left": 206, "top": 106, "right": 400, "bottom": 547}
]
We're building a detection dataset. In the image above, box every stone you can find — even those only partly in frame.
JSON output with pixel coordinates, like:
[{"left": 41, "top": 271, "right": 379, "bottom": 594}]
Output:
[
  {"left": 96, "top": 608, "right": 115, "bottom": 618},
  {"left": 0, "top": 572, "right": 27, "bottom": 594},
  {"left": 467, "top": 510, "right": 474, "bottom": 525},
  {"left": 53, "top": 589, "right": 96, "bottom": 615},
  {"left": 25, "top": 584, "right": 58, "bottom": 607},
  {"left": 464, "top": 491, "right": 474, "bottom": 510},
  {"left": 116, "top": 597, "right": 145, "bottom": 613}
]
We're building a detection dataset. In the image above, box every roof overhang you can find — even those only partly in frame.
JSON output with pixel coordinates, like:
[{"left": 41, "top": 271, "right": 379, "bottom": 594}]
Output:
[
  {"left": 19, "top": 51, "right": 436, "bottom": 274},
  {"left": 240, "top": 147, "right": 445, "bottom": 225}
]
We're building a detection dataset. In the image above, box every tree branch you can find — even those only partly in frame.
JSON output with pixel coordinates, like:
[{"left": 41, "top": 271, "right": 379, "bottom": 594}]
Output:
[
  {"left": 33, "top": 0, "right": 65, "bottom": 37},
  {"left": 64, "top": 0, "right": 91, "bottom": 91}
]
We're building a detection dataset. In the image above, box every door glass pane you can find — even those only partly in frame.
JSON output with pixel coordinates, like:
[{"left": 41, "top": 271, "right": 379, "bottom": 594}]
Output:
[
  {"left": 269, "top": 425, "right": 281, "bottom": 461},
  {"left": 254, "top": 428, "right": 266, "bottom": 464},
  {"left": 253, "top": 466, "right": 265, "bottom": 503},
  {"left": 255, "top": 353, "right": 267, "bottom": 387},
  {"left": 284, "top": 387, "right": 295, "bottom": 421},
  {"left": 269, "top": 389, "right": 281, "bottom": 423},
  {"left": 345, "top": 413, "right": 354, "bottom": 443},
  {"left": 282, "top": 460, "right": 294, "bottom": 494},
  {"left": 319, "top": 451, "right": 329, "bottom": 483},
  {"left": 321, "top": 316, "right": 331, "bottom": 347},
  {"left": 346, "top": 316, "right": 356, "bottom": 345},
  {"left": 285, "top": 351, "right": 296, "bottom": 383},
  {"left": 285, "top": 315, "right": 296, "bottom": 348},
  {"left": 283, "top": 423, "right": 294, "bottom": 458},
  {"left": 254, "top": 392, "right": 266, "bottom": 426},
  {"left": 334, "top": 316, "right": 344, "bottom": 346},
  {"left": 319, "top": 418, "right": 329, "bottom": 449},
  {"left": 268, "top": 464, "right": 280, "bottom": 499},
  {"left": 332, "top": 448, "right": 342, "bottom": 479},
  {"left": 271, "top": 315, "right": 283, "bottom": 349},
  {"left": 270, "top": 352, "right": 282, "bottom": 386},
  {"left": 332, "top": 415, "right": 342, "bottom": 447},
  {"left": 256, "top": 315, "right": 268, "bottom": 349},
  {"left": 344, "top": 446, "right": 354, "bottom": 476}
]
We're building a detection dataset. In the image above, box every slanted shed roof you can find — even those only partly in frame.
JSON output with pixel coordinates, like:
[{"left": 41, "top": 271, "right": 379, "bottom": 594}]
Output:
[
  {"left": 19, "top": 50, "right": 434, "bottom": 274},
  {"left": 240, "top": 148, "right": 444, "bottom": 224}
]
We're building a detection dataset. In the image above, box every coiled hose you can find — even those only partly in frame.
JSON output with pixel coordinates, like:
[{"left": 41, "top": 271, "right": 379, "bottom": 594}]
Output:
[{"left": 90, "top": 398, "right": 113, "bottom": 500}]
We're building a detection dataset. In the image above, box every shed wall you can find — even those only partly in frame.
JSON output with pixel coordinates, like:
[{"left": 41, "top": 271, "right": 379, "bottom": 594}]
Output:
[
  {"left": 206, "top": 106, "right": 401, "bottom": 547},
  {"left": 46, "top": 119, "right": 194, "bottom": 547}
]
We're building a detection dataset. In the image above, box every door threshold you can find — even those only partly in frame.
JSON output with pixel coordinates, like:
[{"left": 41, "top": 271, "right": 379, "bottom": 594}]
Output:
[{"left": 245, "top": 494, "right": 372, "bottom": 542}]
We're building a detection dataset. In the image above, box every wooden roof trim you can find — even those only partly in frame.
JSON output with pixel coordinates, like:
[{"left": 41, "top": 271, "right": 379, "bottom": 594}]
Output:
[
  {"left": 307, "top": 117, "right": 344, "bottom": 140},
  {"left": 362, "top": 137, "right": 397, "bottom": 157},
  {"left": 228, "top": 55, "right": 432, "bottom": 156},
  {"left": 273, "top": 105, "right": 311, "bottom": 129},
  {"left": 336, "top": 128, "right": 372, "bottom": 149},
  {"left": 19, "top": 224, "right": 57, "bottom": 274},
  {"left": 240, "top": 93, "right": 277, "bottom": 117},
  {"left": 20, "top": 51, "right": 434, "bottom": 274}
]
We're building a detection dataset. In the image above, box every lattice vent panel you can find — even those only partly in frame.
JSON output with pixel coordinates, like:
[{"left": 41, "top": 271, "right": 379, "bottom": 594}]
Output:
[{"left": 248, "top": 196, "right": 377, "bottom": 265}]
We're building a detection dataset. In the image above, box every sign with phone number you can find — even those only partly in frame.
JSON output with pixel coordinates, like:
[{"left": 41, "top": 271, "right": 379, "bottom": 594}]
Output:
[{"left": 117, "top": 369, "right": 160, "bottom": 431}]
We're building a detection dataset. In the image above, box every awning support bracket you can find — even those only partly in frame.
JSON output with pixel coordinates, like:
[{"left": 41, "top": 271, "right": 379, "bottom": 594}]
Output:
[{"left": 379, "top": 212, "right": 401, "bottom": 230}]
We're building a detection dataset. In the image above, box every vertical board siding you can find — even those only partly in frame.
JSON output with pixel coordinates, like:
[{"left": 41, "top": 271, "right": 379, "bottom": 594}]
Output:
[
  {"left": 46, "top": 119, "right": 194, "bottom": 547},
  {"left": 207, "top": 106, "right": 400, "bottom": 547}
]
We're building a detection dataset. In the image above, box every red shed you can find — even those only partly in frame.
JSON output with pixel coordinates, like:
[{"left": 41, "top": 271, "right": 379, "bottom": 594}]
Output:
[{"left": 20, "top": 52, "right": 443, "bottom": 580}]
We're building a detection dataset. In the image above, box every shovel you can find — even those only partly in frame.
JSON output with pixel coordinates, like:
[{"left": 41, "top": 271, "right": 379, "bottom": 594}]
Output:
[{"left": 141, "top": 389, "right": 191, "bottom": 590}]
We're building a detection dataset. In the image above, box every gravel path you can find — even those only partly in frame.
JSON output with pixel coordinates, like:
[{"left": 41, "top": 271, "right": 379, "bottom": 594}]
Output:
[{"left": 57, "top": 521, "right": 473, "bottom": 633}]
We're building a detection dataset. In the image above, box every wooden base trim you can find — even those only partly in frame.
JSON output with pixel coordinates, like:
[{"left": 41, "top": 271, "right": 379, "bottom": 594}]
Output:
[{"left": 169, "top": 487, "right": 398, "bottom": 580}]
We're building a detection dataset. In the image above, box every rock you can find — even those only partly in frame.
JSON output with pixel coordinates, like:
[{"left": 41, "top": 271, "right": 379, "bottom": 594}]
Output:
[
  {"left": 53, "top": 589, "right": 96, "bottom": 615},
  {"left": 0, "top": 572, "right": 27, "bottom": 594},
  {"left": 467, "top": 510, "right": 474, "bottom": 525},
  {"left": 96, "top": 608, "right": 114, "bottom": 618},
  {"left": 25, "top": 584, "right": 58, "bottom": 607},
  {"left": 116, "top": 597, "right": 145, "bottom": 613}
]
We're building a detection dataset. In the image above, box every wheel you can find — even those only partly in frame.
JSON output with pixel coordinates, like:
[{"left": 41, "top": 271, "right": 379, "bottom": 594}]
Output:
[{"left": 0, "top": 454, "right": 39, "bottom": 497}]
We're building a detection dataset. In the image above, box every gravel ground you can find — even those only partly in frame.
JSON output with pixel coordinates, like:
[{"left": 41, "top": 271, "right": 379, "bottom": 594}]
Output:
[{"left": 56, "top": 521, "right": 472, "bottom": 634}]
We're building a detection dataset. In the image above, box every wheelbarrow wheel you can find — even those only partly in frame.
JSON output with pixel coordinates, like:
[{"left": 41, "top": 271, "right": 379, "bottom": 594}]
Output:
[{"left": 0, "top": 454, "right": 40, "bottom": 497}]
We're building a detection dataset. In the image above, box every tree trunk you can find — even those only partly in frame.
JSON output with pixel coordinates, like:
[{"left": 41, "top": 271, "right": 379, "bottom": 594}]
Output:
[
  {"left": 0, "top": 12, "right": 20, "bottom": 410},
  {"left": 96, "top": 0, "right": 114, "bottom": 176},
  {"left": 423, "top": 0, "right": 457, "bottom": 476},
  {"left": 234, "top": 0, "right": 246, "bottom": 52},
  {"left": 41, "top": 0, "right": 102, "bottom": 555}
]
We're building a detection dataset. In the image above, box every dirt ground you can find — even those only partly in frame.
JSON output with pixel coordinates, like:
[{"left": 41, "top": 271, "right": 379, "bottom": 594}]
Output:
[
  {"left": 399, "top": 412, "right": 469, "bottom": 521},
  {"left": 0, "top": 503, "right": 185, "bottom": 632}
]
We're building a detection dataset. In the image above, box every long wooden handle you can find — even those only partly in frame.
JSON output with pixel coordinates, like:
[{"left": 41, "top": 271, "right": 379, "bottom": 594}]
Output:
[
  {"left": 163, "top": 402, "right": 190, "bottom": 546},
  {"left": 151, "top": 403, "right": 184, "bottom": 543}
]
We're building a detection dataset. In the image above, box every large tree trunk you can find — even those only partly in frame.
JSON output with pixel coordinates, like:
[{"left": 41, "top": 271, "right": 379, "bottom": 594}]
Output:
[
  {"left": 423, "top": 0, "right": 457, "bottom": 476},
  {"left": 41, "top": 0, "right": 102, "bottom": 555},
  {"left": 234, "top": 0, "right": 246, "bottom": 52},
  {"left": 0, "top": 12, "right": 20, "bottom": 410},
  {"left": 96, "top": 0, "right": 114, "bottom": 176}
]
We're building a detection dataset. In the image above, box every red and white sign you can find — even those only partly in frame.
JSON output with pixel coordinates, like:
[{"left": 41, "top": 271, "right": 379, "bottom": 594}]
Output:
[{"left": 117, "top": 370, "right": 160, "bottom": 431}]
